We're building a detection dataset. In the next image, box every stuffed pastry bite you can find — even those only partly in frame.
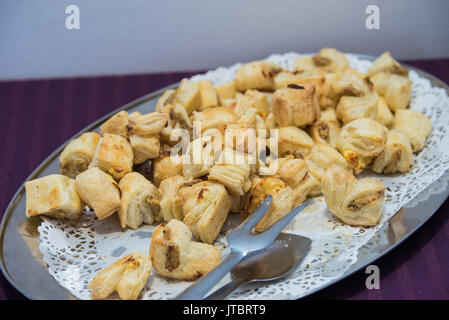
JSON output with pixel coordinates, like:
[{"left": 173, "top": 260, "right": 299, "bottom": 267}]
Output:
[
  {"left": 393, "top": 109, "right": 432, "bottom": 152},
  {"left": 198, "top": 80, "right": 218, "bottom": 110},
  {"left": 305, "top": 143, "right": 350, "bottom": 182},
  {"left": 370, "top": 72, "right": 411, "bottom": 111},
  {"left": 312, "top": 48, "right": 349, "bottom": 73},
  {"left": 150, "top": 220, "right": 221, "bottom": 280},
  {"left": 192, "top": 106, "right": 236, "bottom": 132},
  {"left": 175, "top": 78, "right": 201, "bottom": 114},
  {"left": 75, "top": 167, "right": 121, "bottom": 220},
  {"left": 372, "top": 130, "right": 413, "bottom": 174},
  {"left": 179, "top": 180, "right": 232, "bottom": 244},
  {"left": 338, "top": 118, "right": 388, "bottom": 173},
  {"left": 60, "top": 132, "right": 101, "bottom": 179},
  {"left": 25, "top": 174, "right": 82, "bottom": 219},
  {"left": 156, "top": 89, "right": 177, "bottom": 112},
  {"left": 100, "top": 110, "right": 129, "bottom": 138},
  {"left": 245, "top": 177, "right": 294, "bottom": 232},
  {"left": 336, "top": 84, "right": 378, "bottom": 124},
  {"left": 321, "top": 165, "right": 385, "bottom": 226},
  {"left": 367, "top": 51, "right": 408, "bottom": 77},
  {"left": 159, "top": 175, "right": 187, "bottom": 221},
  {"left": 277, "top": 126, "right": 314, "bottom": 158},
  {"left": 89, "top": 133, "right": 133, "bottom": 180},
  {"left": 118, "top": 172, "right": 162, "bottom": 229},
  {"left": 89, "top": 252, "right": 151, "bottom": 300},
  {"left": 127, "top": 112, "right": 168, "bottom": 136},
  {"left": 235, "top": 61, "right": 282, "bottom": 92},
  {"left": 153, "top": 153, "right": 183, "bottom": 187},
  {"left": 215, "top": 81, "right": 236, "bottom": 104},
  {"left": 375, "top": 96, "right": 394, "bottom": 127},
  {"left": 129, "top": 133, "right": 160, "bottom": 165},
  {"left": 272, "top": 84, "right": 321, "bottom": 128},
  {"left": 275, "top": 156, "right": 320, "bottom": 206},
  {"left": 308, "top": 109, "right": 341, "bottom": 149},
  {"left": 208, "top": 148, "right": 252, "bottom": 196}
]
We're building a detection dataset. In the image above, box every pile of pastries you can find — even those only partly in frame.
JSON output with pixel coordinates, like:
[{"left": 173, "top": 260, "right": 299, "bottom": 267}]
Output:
[{"left": 24, "top": 49, "right": 432, "bottom": 299}]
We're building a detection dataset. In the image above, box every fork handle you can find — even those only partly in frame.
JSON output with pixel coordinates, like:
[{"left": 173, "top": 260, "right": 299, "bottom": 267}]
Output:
[
  {"left": 176, "top": 251, "right": 245, "bottom": 300},
  {"left": 204, "top": 275, "right": 245, "bottom": 300}
]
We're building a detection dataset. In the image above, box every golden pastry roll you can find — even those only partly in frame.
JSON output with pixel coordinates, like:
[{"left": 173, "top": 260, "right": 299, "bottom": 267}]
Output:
[
  {"left": 215, "top": 80, "right": 236, "bottom": 104},
  {"left": 192, "top": 106, "right": 236, "bottom": 131},
  {"left": 372, "top": 130, "right": 413, "bottom": 174},
  {"left": 118, "top": 172, "right": 162, "bottom": 229},
  {"left": 75, "top": 167, "right": 121, "bottom": 220},
  {"left": 175, "top": 78, "right": 201, "bottom": 114},
  {"left": 25, "top": 174, "right": 82, "bottom": 219},
  {"left": 159, "top": 175, "right": 186, "bottom": 221},
  {"left": 370, "top": 72, "right": 412, "bottom": 111},
  {"left": 277, "top": 126, "right": 314, "bottom": 158},
  {"left": 375, "top": 96, "right": 394, "bottom": 127},
  {"left": 59, "top": 132, "right": 101, "bottom": 179},
  {"left": 156, "top": 89, "right": 177, "bottom": 112},
  {"left": 328, "top": 69, "right": 372, "bottom": 102},
  {"left": 272, "top": 84, "right": 321, "bottom": 127},
  {"left": 292, "top": 56, "right": 322, "bottom": 78},
  {"left": 336, "top": 90, "right": 378, "bottom": 124},
  {"left": 152, "top": 153, "right": 183, "bottom": 187},
  {"left": 393, "top": 109, "right": 432, "bottom": 152},
  {"left": 129, "top": 133, "right": 160, "bottom": 165},
  {"left": 305, "top": 143, "right": 350, "bottom": 182},
  {"left": 180, "top": 180, "right": 232, "bottom": 244},
  {"left": 338, "top": 118, "right": 388, "bottom": 174},
  {"left": 321, "top": 165, "right": 385, "bottom": 226},
  {"left": 89, "top": 133, "right": 133, "bottom": 180},
  {"left": 198, "top": 80, "right": 218, "bottom": 110},
  {"left": 275, "top": 156, "right": 320, "bottom": 206},
  {"left": 245, "top": 177, "right": 294, "bottom": 232},
  {"left": 182, "top": 137, "right": 218, "bottom": 178},
  {"left": 367, "top": 51, "right": 408, "bottom": 77},
  {"left": 235, "top": 61, "right": 282, "bottom": 92},
  {"left": 100, "top": 110, "right": 129, "bottom": 137},
  {"left": 127, "top": 112, "right": 168, "bottom": 136},
  {"left": 244, "top": 89, "right": 269, "bottom": 118},
  {"left": 308, "top": 120, "right": 341, "bottom": 149},
  {"left": 208, "top": 148, "right": 252, "bottom": 196},
  {"left": 312, "top": 48, "right": 349, "bottom": 73},
  {"left": 160, "top": 103, "right": 193, "bottom": 145},
  {"left": 150, "top": 220, "right": 221, "bottom": 281},
  {"left": 89, "top": 252, "right": 151, "bottom": 300}
]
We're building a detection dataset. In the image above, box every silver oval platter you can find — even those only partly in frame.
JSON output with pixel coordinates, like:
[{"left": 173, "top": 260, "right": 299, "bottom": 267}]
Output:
[{"left": 1, "top": 54, "right": 449, "bottom": 299}]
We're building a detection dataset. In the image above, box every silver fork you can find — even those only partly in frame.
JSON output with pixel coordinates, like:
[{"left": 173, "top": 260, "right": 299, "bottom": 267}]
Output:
[{"left": 176, "top": 195, "right": 309, "bottom": 300}]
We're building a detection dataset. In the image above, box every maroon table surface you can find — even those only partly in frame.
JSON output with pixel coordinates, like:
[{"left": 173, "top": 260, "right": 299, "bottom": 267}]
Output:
[{"left": 1, "top": 59, "right": 449, "bottom": 300}]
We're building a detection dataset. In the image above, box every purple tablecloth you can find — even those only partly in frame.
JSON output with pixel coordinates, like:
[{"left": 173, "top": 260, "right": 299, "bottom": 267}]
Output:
[{"left": 1, "top": 60, "right": 449, "bottom": 300}]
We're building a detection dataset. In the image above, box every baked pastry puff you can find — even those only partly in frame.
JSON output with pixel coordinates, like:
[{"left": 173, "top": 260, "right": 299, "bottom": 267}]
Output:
[
  {"left": 25, "top": 174, "right": 82, "bottom": 219},
  {"left": 235, "top": 61, "right": 283, "bottom": 92},
  {"left": 89, "top": 133, "right": 133, "bottom": 180},
  {"left": 312, "top": 48, "right": 349, "bottom": 73},
  {"left": 367, "top": 51, "right": 409, "bottom": 77},
  {"left": 393, "top": 109, "right": 432, "bottom": 152},
  {"left": 89, "top": 252, "right": 151, "bottom": 300},
  {"left": 245, "top": 177, "right": 294, "bottom": 232},
  {"left": 60, "top": 132, "right": 101, "bottom": 179},
  {"left": 179, "top": 180, "right": 232, "bottom": 244},
  {"left": 100, "top": 111, "right": 129, "bottom": 138},
  {"left": 118, "top": 172, "right": 162, "bottom": 229},
  {"left": 215, "top": 81, "right": 236, "bottom": 104},
  {"left": 305, "top": 143, "right": 350, "bottom": 182},
  {"left": 198, "top": 80, "right": 218, "bottom": 110},
  {"left": 175, "top": 78, "right": 201, "bottom": 114},
  {"left": 150, "top": 219, "right": 221, "bottom": 280},
  {"left": 338, "top": 118, "right": 388, "bottom": 174},
  {"left": 308, "top": 109, "right": 341, "bottom": 149},
  {"left": 75, "top": 167, "right": 121, "bottom": 220},
  {"left": 272, "top": 84, "right": 321, "bottom": 128},
  {"left": 321, "top": 165, "right": 385, "bottom": 226},
  {"left": 159, "top": 175, "right": 186, "bottom": 221},
  {"left": 277, "top": 126, "right": 314, "bottom": 158},
  {"left": 372, "top": 130, "right": 413, "bottom": 174},
  {"left": 153, "top": 153, "right": 183, "bottom": 187},
  {"left": 127, "top": 112, "right": 168, "bottom": 136}
]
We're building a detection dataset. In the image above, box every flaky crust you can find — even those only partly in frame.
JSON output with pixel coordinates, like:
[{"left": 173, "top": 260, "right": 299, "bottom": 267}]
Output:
[
  {"left": 393, "top": 109, "right": 432, "bottom": 152},
  {"left": 150, "top": 220, "right": 221, "bottom": 280},
  {"left": 89, "top": 252, "right": 151, "bottom": 300},
  {"left": 175, "top": 78, "right": 201, "bottom": 114},
  {"left": 372, "top": 130, "right": 413, "bottom": 174},
  {"left": 89, "top": 133, "right": 134, "bottom": 180},
  {"left": 60, "top": 132, "right": 101, "bottom": 179},
  {"left": 25, "top": 174, "right": 82, "bottom": 219},
  {"left": 159, "top": 175, "right": 186, "bottom": 221},
  {"left": 75, "top": 167, "right": 121, "bottom": 220},
  {"left": 129, "top": 133, "right": 160, "bottom": 164},
  {"left": 180, "top": 181, "right": 232, "bottom": 244},
  {"left": 277, "top": 126, "right": 314, "bottom": 158},
  {"left": 198, "top": 80, "right": 218, "bottom": 109},
  {"left": 153, "top": 153, "right": 183, "bottom": 187},
  {"left": 100, "top": 110, "right": 129, "bottom": 138},
  {"left": 246, "top": 177, "right": 294, "bottom": 232},
  {"left": 235, "top": 61, "right": 282, "bottom": 92},
  {"left": 118, "top": 172, "right": 162, "bottom": 229},
  {"left": 313, "top": 48, "right": 349, "bottom": 73},
  {"left": 272, "top": 85, "right": 321, "bottom": 127},
  {"left": 305, "top": 143, "right": 350, "bottom": 182},
  {"left": 321, "top": 165, "right": 385, "bottom": 226}
]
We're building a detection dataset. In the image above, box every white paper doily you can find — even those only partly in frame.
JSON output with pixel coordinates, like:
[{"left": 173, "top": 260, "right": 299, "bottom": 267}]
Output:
[{"left": 38, "top": 53, "right": 449, "bottom": 300}]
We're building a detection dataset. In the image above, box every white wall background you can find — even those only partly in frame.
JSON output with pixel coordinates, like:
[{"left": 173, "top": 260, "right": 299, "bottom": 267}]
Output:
[{"left": 1, "top": 0, "right": 448, "bottom": 80}]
